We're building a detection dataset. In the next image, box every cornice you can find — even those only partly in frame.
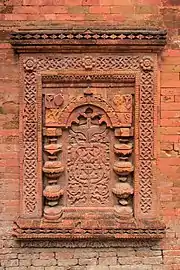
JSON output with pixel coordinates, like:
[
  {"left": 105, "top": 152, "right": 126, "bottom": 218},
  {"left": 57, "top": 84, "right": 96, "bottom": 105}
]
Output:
[{"left": 10, "top": 28, "right": 167, "bottom": 53}]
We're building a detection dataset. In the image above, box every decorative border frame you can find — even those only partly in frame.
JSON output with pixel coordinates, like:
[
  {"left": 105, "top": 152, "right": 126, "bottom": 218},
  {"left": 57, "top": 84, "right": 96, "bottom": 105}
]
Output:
[{"left": 11, "top": 29, "right": 166, "bottom": 242}]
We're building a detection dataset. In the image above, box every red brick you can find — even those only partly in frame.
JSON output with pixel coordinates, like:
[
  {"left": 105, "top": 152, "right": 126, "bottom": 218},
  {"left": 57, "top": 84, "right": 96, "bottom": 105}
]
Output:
[
  {"left": 32, "top": 259, "right": 56, "bottom": 266},
  {"left": 79, "top": 258, "right": 97, "bottom": 265},
  {"left": 55, "top": 14, "right": 85, "bottom": 20},
  {"left": 175, "top": 95, "right": 180, "bottom": 102},
  {"left": 5, "top": 159, "right": 19, "bottom": 167},
  {"left": 160, "top": 135, "right": 180, "bottom": 143},
  {"left": 136, "top": 0, "right": 161, "bottom": 3},
  {"left": 4, "top": 14, "right": 28, "bottom": 20},
  {"left": 161, "top": 111, "right": 180, "bottom": 119},
  {"left": 82, "top": 0, "right": 100, "bottom": 5},
  {"left": 160, "top": 193, "right": 173, "bottom": 202},
  {"left": 27, "top": 14, "right": 45, "bottom": 20},
  {"left": 161, "top": 102, "right": 180, "bottom": 111},
  {"left": 100, "top": 0, "right": 133, "bottom": 4},
  {"left": 164, "top": 256, "right": 180, "bottom": 265},
  {"left": 160, "top": 64, "right": 180, "bottom": 73},
  {"left": 99, "top": 256, "right": 117, "bottom": 265},
  {"left": 174, "top": 143, "right": 180, "bottom": 152},
  {"left": 160, "top": 119, "right": 180, "bottom": 127},
  {"left": 104, "top": 14, "right": 126, "bottom": 21},
  {"left": 68, "top": 6, "right": 89, "bottom": 14},
  {"left": 161, "top": 88, "right": 180, "bottom": 95},
  {"left": 110, "top": 5, "right": 134, "bottom": 14},
  {"left": 0, "top": 44, "right": 11, "bottom": 49},
  {"left": 113, "top": 0, "right": 133, "bottom": 4},
  {"left": 0, "top": 152, "right": 18, "bottom": 159},
  {"left": 40, "top": 5, "right": 67, "bottom": 13},
  {"left": 13, "top": 6, "right": 40, "bottom": 13},
  {"left": 53, "top": 0, "right": 66, "bottom": 3},
  {"left": 23, "top": 0, "right": 40, "bottom": 5},
  {"left": 4, "top": 0, "right": 22, "bottom": 4},
  {"left": 99, "top": 0, "right": 114, "bottom": 4},
  {"left": 89, "top": 6, "right": 110, "bottom": 13},
  {"left": 158, "top": 157, "right": 180, "bottom": 166},
  {"left": 1, "top": 259, "right": 19, "bottom": 267},
  {"left": 44, "top": 14, "right": 57, "bottom": 20},
  {"left": 39, "top": 252, "right": 55, "bottom": 259},
  {"left": 162, "top": 50, "right": 180, "bottom": 57},
  {"left": 135, "top": 4, "right": 158, "bottom": 14},
  {"left": 162, "top": 57, "right": 180, "bottom": 65},
  {"left": 39, "top": 0, "right": 65, "bottom": 4},
  {"left": 0, "top": 130, "right": 19, "bottom": 136},
  {"left": 160, "top": 127, "right": 180, "bottom": 135},
  {"left": 86, "top": 13, "right": 105, "bottom": 20},
  {"left": 57, "top": 258, "right": 78, "bottom": 266},
  {"left": 161, "top": 80, "right": 180, "bottom": 88},
  {"left": 64, "top": 0, "right": 82, "bottom": 5},
  {"left": 0, "top": 14, "right": 4, "bottom": 20},
  {"left": 56, "top": 251, "right": 74, "bottom": 259}
]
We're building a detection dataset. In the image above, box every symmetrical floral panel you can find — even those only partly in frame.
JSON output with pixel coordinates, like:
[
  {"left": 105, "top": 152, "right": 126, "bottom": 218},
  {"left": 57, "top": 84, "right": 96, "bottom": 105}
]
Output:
[{"left": 11, "top": 29, "right": 167, "bottom": 243}]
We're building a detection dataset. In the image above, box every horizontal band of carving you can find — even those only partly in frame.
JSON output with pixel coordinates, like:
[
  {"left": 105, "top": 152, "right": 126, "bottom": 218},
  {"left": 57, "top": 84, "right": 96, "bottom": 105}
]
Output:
[
  {"left": 42, "top": 73, "right": 136, "bottom": 83},
  {"left": 14, "top": 219, "right": 165, "bottom": 240},
  {"left": 38, "top": 55, "right": 140, "bottom": 71},
  {"left": 11, "top": 29, "right": 167, "bottom": 45},
  {"left": 20, "top": 238, "right": 163, "bottom": 248}
]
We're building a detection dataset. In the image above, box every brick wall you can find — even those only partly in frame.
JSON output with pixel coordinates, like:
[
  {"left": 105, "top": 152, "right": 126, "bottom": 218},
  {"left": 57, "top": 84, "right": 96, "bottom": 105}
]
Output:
[{"left": 0, "top": 0, "right": 180, "bottom": 269}]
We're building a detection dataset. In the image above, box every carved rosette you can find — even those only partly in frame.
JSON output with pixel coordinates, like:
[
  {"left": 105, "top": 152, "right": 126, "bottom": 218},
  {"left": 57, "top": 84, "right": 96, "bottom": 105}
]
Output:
[
  {"left": 82, "top": 56, "right": 95, "bottom": 70},
  {"left": 23, "top": 57, "right": 37, "bottom": 71},
  {"left": 140, "top": 56, "right": 153, "bottom": 71},
  {"left": 45, "top": 94, "right": 64, "bottom": 109}
]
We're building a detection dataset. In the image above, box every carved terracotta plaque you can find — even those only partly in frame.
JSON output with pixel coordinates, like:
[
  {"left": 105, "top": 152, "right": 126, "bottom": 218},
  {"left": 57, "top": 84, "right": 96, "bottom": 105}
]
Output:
[
  {"left": 11, "top": 29, "right": 167, "bottom": 242},
  {"left": 42, "top": 72, "right": 134, "bottom": 222}
]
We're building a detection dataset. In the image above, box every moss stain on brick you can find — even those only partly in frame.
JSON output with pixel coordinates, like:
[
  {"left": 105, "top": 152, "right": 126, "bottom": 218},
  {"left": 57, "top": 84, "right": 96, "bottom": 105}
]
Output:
[
  {"left": 135, "top": 5, "right": 158, "bottom": 15},
  {"left": 0, "top": 107, "right": 5, "bottom": 114},
  {"left": 0, "top": 5, "right": 13, "bottom": 14}
]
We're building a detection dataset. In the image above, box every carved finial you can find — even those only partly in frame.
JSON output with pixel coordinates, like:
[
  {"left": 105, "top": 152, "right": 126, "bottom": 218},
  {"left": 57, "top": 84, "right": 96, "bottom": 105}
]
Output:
[{"left": 84, "top": 88, "right": 93, "bottom": 96}]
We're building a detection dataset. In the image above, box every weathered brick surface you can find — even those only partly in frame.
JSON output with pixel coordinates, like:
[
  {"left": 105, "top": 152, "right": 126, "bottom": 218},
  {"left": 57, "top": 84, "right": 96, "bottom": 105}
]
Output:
[{"left": 0, "top": 0, "right": 180, "bottom": 269}]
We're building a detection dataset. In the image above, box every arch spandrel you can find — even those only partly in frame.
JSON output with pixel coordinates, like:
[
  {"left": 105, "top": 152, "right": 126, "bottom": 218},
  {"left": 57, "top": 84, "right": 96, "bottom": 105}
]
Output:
[{"left": 45, "top": 94, "right": 132, "bottom": 128}]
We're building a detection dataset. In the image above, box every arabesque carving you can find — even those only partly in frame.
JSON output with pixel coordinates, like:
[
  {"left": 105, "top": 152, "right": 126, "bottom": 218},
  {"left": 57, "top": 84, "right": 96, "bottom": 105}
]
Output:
[{"left": 67, "top": 106, "right": 111, "bottom": 206}]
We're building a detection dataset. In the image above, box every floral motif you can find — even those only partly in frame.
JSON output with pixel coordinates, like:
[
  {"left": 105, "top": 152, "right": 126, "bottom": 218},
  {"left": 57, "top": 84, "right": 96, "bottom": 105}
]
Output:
[
  {"left": 82, "top": 56, "right": 95, "bottom": 70},
  {"left": 23, "top": 57, "right": 37, "bottom": 71},
  {"left": 140, "top": 56, "right": 153, "bottom": 71}
]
